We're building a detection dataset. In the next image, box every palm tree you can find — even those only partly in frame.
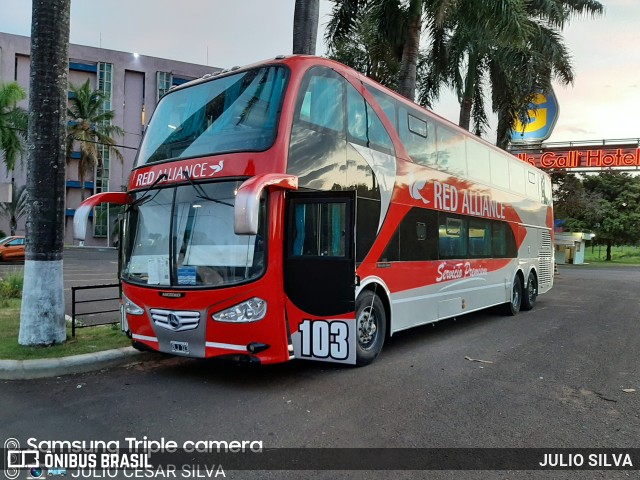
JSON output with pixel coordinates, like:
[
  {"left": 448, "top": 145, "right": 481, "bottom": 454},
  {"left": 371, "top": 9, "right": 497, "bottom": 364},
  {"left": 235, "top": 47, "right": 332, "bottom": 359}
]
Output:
[
  {"left": 328, "top": 5, "right": 401, "bottom": 88},
  {"left": 0, "top": 82, "right": 28, "bottom": 172},
  {"left": 0, "top": 184, "right": 28, "bottom": 236},
  {"left": 419, "top": 0, "right": 603, "bottom": 145},
  {"left": 19, "top": 0, "right": 70, "bottom": 346},
  {"left": 293, "top": 0, "right": 320, "bottom": 55},
  {"left": 493, "top": 0, "right": 604, "bottom": 148},
  {"left": 420, "top": 0, "right": 536, "bottom": 133},
  {"left": 327, "top": 0, "right": 430, "bottom": 101},
  {"left": 66, "top": 79, "right": 124, "bottom": 201},
  {"left": 490, "top": 24, "right": 573, "bottom": 148}
]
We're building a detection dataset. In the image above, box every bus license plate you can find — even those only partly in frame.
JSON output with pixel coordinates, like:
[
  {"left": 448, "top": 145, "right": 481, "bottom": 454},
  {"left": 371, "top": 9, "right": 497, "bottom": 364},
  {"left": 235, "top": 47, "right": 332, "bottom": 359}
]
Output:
[{"left": 170, "top": 341, "right": 189, "bottom": 354}]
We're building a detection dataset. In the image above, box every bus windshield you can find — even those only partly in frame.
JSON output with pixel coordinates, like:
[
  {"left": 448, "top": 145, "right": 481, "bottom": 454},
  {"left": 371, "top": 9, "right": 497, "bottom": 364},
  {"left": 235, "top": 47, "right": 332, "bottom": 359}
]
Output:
[
  {"left": 137, "top": 66, "right": 288, "bottom": 166},
  {"left": 122, "top": 180, "right": 266, "bottom": 287}
]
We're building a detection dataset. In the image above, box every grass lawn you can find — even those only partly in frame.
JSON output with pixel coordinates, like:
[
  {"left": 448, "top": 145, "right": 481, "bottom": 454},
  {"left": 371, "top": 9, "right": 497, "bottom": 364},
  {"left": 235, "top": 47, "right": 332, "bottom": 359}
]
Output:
[
  {"left": 583, "top": 245, "right": 640, "bottom": 264},
  {"left": 0, "top": 298, "right": 131, "bottom": 360}
]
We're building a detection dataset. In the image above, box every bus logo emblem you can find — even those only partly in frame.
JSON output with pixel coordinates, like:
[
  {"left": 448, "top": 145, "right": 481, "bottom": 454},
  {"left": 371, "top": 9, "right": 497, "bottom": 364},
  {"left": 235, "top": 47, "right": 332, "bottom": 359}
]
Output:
[
  {"left": 409, "top": 172, "right": 430, "bottom": 205},
  {"left": 168, "top": 313, "right": 181, "bottom": 329}
]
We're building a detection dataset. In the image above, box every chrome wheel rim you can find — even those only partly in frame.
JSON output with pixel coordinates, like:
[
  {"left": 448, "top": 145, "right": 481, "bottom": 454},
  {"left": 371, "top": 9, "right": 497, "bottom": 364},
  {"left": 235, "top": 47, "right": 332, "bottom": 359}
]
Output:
[
  {"left": 357, "top": 306, "right": 378, "bottom": 349},
  {"left": 513, "top": 283, "right": 520, "bottom": 308},
  {"left": 528, "top": 279, "right": 537, "bottom": 301}
]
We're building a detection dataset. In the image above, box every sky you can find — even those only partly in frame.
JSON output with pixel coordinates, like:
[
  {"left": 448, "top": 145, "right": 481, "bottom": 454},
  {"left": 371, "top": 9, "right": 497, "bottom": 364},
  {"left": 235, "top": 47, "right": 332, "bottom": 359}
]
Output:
[{"left": 0, "top": 0, "right": 638, "bottom": 145}]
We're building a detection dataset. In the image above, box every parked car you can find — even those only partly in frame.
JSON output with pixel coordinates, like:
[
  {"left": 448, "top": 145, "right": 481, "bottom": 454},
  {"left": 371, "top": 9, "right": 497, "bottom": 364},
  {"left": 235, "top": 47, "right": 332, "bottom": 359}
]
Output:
[{"left": 0, "top": 235, "right": 25, "bottom": 261}]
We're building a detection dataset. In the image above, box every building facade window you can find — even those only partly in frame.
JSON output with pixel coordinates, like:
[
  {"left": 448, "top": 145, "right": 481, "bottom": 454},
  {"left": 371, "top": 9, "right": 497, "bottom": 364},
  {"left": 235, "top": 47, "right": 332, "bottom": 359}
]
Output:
[
  {"left": 157, "top": 71, "right": 172, "bottom": 101},
  {"left": 94, "top": 62, "right": 114, "bottom": 237}
]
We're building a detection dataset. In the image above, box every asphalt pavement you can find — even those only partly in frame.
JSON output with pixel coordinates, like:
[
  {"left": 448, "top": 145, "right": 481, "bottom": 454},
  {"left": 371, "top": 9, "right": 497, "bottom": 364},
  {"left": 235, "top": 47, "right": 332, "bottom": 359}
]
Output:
[{"left": 1, "top": 264, "right": 639, "bottom": 479}]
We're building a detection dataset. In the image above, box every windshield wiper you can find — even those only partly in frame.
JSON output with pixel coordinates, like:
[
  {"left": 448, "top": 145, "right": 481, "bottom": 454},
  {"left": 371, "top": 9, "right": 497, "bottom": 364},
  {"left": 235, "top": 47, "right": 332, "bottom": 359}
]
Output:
[
  {"left": 126, "top": 173, "right": 168, "bottom": 212},
  {"left": 182, "top": 169, "right": 233, "bottom": 207}
]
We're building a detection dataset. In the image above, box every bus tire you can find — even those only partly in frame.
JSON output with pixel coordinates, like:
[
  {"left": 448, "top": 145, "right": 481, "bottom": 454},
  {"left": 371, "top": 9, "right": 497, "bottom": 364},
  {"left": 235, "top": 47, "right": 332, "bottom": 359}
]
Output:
[
  {"left": 355, "top": 291, "right": 386, "bottom": 366},
  {"left": 521, "top": 271, "right": 538, "bottom": 311},
  {"left": 504, "top": 275, "right": 522, "bottom": 316}
]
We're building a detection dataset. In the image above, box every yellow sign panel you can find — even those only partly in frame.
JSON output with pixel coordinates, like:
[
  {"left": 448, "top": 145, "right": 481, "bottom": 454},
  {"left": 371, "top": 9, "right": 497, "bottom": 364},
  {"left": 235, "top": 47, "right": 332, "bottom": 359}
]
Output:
[{"left": 511, "top": 91, "right": 559, "bottom": 144}]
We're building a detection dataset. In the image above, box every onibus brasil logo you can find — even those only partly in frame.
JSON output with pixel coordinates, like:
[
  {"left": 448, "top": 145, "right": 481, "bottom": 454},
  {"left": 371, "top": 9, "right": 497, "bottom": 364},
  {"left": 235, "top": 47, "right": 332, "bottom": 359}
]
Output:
[{"left": 4, "top": 438, "right": 66, "bottom": 479}]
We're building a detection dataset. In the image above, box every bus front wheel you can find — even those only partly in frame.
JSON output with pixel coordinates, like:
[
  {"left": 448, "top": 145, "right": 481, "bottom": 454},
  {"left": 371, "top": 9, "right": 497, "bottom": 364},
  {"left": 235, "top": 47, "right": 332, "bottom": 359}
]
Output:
[
  {"left": 355, "top": 291, "right": 386, "bottom": 366},
  {"left": 504, "top": 276, "right": 522, "bottom": 316}
]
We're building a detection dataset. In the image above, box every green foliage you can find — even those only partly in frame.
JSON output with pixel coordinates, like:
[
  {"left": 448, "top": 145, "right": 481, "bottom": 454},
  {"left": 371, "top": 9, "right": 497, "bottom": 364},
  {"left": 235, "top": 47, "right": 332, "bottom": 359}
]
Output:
[
  {"left": 0, "top": 184, "right": 28, "bottom": 235},
  {"left": 327, "top": 3, "right": 402, "bottom": 89},
  {"left": 584, "top": 245, "right": 640, "bottom": 265},
  {"left": 0, "top": 270, "right": 24, "bottom": 299},
  {"left": 0, "top": 81, "right": 28, "bottom": 171},
  {"left": 0, "top": 298, "right": 130, "bottom": 360},
  {"left": 418, "top": 0, "right": 604, "bottom": 143},
  {"left": 325, "top": 0, "right": 604, "bottom": 146},
  {"left": 552, "top": 171, "right": 603, "bottom": 231},
  {"left": 553, "top": 171, "right": 640, "bottom": 259},
  {"left": 326, "top": 0, "right": 426, "bottom": 99},
  {"left": 582, "top": 171, "right": 640, "bottom": 245},
  {"left": 66, "top": 80, "right": 124, "bottom": 200}
]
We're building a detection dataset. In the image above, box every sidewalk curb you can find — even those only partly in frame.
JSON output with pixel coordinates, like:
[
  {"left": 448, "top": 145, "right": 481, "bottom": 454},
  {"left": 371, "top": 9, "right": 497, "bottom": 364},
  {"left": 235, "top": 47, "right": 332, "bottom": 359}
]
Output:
[{"left": 0, "top": 347, "right": 157, "bottom": 380}]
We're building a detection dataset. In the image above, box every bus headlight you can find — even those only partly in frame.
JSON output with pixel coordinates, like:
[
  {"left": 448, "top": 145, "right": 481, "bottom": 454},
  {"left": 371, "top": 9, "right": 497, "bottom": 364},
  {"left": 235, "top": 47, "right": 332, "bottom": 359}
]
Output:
[
  {"left": 212, "top": 297, "right": 267, "bottom": 323},
  {"left": 122, "top": 293, "right": 144, "bottom": 315}
]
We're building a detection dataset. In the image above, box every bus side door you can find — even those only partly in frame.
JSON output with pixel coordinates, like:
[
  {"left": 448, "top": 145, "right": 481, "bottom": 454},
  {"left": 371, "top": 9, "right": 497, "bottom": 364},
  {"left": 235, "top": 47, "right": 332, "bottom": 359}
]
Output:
[{"left": 284, "top": 191, "right": 357, "bottom": 364}]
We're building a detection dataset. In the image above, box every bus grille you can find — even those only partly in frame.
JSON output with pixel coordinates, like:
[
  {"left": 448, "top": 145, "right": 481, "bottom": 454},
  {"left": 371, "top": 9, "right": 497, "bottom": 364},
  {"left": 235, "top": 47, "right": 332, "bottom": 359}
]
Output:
[
  {"left": 538, "top": 230, "right": 553, "bottom": 287},
  {"left": 150, "top": 309, "right": 200, "bottom": 332}
]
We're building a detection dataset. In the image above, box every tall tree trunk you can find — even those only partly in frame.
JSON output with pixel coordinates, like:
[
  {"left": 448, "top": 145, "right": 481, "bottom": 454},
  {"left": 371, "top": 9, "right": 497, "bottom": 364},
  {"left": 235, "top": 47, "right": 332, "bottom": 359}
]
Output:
[
  {"left": 10, "top": 215, "right": 17, "bottom": 236},
  {"left": 79, "top": 160, "right": 87, "bottom": 202},
  {"left": 9, "top": 176, "right": 16, "bottom": 235},
  {"left": 605, "top": 240, "right": 612, "bottom": 262},
  {"left": 293, "top": 0, "right": 319, "bottom": 55},
  {"left": 458, "top": 50, "right": 478, "bottom": 131},
  {"left": 396, "top": 0, "right": 422, "bottom": 101},
  {"left": 458, "top": 96, "right": 472, "bottom": 131},
  {"left": 495, "top": 112, "right": 511, "bottom": 150},
  {"left": 19, "top": 0, "right": 70, "bottom": 346}
]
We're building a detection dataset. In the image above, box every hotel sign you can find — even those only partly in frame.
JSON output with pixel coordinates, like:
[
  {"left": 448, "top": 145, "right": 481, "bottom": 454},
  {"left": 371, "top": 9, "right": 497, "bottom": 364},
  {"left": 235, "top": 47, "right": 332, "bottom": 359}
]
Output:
[{"left": 515, "top": 146, "right": 640, "bottom": 170}]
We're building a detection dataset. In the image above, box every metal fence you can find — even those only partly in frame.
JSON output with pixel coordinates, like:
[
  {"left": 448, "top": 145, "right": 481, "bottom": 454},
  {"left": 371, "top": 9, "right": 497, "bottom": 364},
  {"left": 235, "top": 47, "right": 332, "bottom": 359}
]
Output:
[{"left": 71, "top": 283, "right": 121, "bottom": 337}]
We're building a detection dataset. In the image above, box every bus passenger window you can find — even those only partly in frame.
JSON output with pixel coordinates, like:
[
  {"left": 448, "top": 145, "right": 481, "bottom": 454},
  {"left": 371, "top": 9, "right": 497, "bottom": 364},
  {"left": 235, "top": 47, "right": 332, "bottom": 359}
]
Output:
[
  {"left": 347, "top": 84, "right": 368, "bottom": 143},
  {"left": 398, "top": 107, "right": 435, "bottom": 165},
  {"left": 298, "top": 75, "right": 344, "bottom": 132},
  {"left": 346, "top": 83, "right": 394, "bottom": 154},
  {"left": 490, "top": 152, "right": 510, "bottom": 189},
  {"left": 365, "top": 84, "right": 398, "bottom": 130},
  {"left": 541, "top": 175, "right": 552, "bottom": 205},
  {"left": 366, "top": 102, "right": 394, "bottom": 153},
  {"left": 509, "top": 161, "right": 526, "bottom": 193},
  {"left": 491, "top": 221, "right": 516, "bottom": 258},
  {"left": 526, "top": 170, "right": 539, "bottom": 200},
  {"left": 438, "top": 215, "right": 467, "bottom": 259},
  {"left": 290, "top": 202, "right": 347, "bottom": 258},
  {"left": 466, "top": 140, "right": 491, "bottom": 184},
  {"left": 492, "top": 222, "right": 507, "bottom": 257},
  {"left": 469, "top": 220, "right": 492, "bottom": 258},
  {"left": 437, "top": 126, "right": 467, "bottom": 176},
  {"left": 408, "top": 114, "right": 427, "bottom": 137}
]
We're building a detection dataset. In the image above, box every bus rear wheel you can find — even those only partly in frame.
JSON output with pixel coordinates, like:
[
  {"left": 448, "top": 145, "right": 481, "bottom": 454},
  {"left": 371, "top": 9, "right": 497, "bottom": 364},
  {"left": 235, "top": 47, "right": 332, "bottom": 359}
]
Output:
[
  {"left": 355, "top": 291, "right": 386, "bottom": 366},
  {"left": 521, "top": 271, "right": 538, "bottom": 311},
  {"left": 504, "top": 276, "right": 522, "bottom": 316}
]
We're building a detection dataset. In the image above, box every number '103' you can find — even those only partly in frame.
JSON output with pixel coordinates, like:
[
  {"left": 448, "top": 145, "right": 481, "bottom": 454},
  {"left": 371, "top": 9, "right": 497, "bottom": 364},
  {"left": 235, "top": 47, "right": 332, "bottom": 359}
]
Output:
[{"left": 298, "top": 319, "right": 349, "bottom": 360}]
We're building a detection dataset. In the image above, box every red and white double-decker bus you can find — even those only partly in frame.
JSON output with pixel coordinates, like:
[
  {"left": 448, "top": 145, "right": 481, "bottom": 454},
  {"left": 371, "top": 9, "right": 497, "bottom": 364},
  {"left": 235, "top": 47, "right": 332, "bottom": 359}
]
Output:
[{"left": 74, "top": 56, "right": 554, "bottom": 366}]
